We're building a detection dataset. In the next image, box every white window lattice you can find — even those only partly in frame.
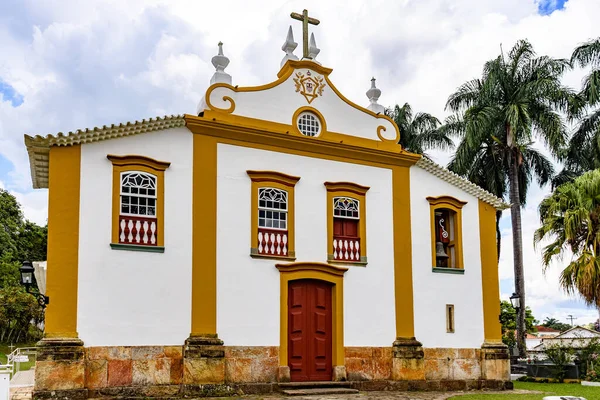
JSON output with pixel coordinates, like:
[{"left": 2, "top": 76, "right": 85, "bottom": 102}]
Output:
[
  {"left": 258, "top": 187, "right": 288, "bottom": 230},
  {"left": 297, "top": 112, "right": 321, "bottom": 137},
  {"left": 120, "top": 172, "right": 157, "bottom": 217},
  {"left": 333, "top": 197, "right": 359, "bottom": 219}
]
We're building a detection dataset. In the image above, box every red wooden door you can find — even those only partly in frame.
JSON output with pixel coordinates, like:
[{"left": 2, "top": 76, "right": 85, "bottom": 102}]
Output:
[{"left": 288, "top": 279, "right": 333, "bottom": 381}]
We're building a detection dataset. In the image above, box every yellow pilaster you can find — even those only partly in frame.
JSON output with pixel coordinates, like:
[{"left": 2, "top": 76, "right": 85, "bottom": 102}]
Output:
[
  {"left": 191, "top": 134, "right": 218, "bottom": 335},
  {"left": 392, "top": 166, "right": 415, "bottom": 339},
  {"left": 45, "top": 145, "right": 81, "bottom": 338},
  {"left": 479, "top": 200, "right": 502, "bottom": 343}
]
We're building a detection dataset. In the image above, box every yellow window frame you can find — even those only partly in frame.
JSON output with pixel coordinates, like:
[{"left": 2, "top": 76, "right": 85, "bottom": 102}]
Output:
[
  {"left": 324, "top": 181, "right": 370, "bottom": 266},
  {"left": 107, "top": 155, "right": 170, "bottom": 250},
  {"left": 427, "top": 195, "right": 467, "bottom": 270},
  {"left": 446, "top": 304, "right": 455, "bottom": 333},
  {"left": 247, "top": 170, "right": 300, "bottom": 261}
]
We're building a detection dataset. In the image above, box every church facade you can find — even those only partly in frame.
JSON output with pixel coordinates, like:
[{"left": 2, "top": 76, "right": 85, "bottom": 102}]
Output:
[{"left": 25, "top": 22, "right": 510, "bottom": 399}]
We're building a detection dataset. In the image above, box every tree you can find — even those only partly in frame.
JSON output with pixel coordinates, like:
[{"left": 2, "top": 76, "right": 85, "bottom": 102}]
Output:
[
  {"left": 447, "top": 117, "right": 553, "bottom": 258},
  {"left": 554, "top": 38, "right": 600, "bottom": 185},
  {"left": 543, "top": 317, "right": 560, "bottom": 327},
  {"left": 446, "top": 40, "right": 571, "bottom": 357},
  {"left": 0, "top": 188, "right": 48, "bottom": 292},
  {"left": 0, "top": 189, "right": 24, "bottom": 261},
  {"left": 542, "top": 317, "right": 571, "bottom": 332},
  {"left": 0, "top": 189, "right": 47, "bottom": 343},
  {"left": 0, "top": 287, "right": 44, "bottom": 343},
  {"left": 499, "top": 300, "right": 538, "bottom": 348},
  {"left": 386, "top": 103, "right": 454, "bottom": 158},
  {"left": 535, "top": 169, "right": 600, "bottom": 308},
  {"left": 0, "top": 256, "right": 20, "bottom": 289},
  {"left": 16, "top": 221, "right": 47, "bottom": 263},
  {"left": 552, "top": 322, "right": 572, "bottom": 332}
]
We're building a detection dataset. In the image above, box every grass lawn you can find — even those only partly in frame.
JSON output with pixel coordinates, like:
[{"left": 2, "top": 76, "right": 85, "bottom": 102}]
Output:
[
  {"left": 0, "top": 343, "right": 37, "bottom": 372},
  {"left": 450, "top": 381, "right": 600, "bottom": 400}
]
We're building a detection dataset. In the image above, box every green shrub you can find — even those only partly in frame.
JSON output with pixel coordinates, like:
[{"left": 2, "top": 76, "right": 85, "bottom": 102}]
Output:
[
  {"left": 574, "top": 337, "right": 600, "bottom": 378},
  {"left": 584, "top": 359, "right": 600, "bottom": 382},
  {"left": 545, "top": 343, "right": 575, "bottom": 383},
  {"left": 0, "top": 287, "right": 44, "bottom": 343}
]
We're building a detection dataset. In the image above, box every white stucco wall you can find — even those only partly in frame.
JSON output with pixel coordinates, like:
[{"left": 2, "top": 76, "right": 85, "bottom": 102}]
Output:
[
  {"left": 77, "top": 128, "right": 193, "bottom": 346},
  {"left": 410, "top": 166, "right": 485, "bottom": 348},
  {"left": 216, "top": 144, "right": 396, "bottom": 347}
]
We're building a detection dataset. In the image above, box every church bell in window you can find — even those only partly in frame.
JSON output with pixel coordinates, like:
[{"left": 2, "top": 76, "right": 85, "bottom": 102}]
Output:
[{"left": 435, "top": 241, "right": 449, "bottom": 267}]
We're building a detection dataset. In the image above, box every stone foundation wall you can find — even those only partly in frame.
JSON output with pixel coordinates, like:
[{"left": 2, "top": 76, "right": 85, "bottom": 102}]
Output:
[
  {"left": 345, "top": 347, "right": 393, "bottom": 380},
  {"left": 345, "top": 346, "right": 509, "bottom": 382},
  {"left": 424, "top": 348, "right": 482, "bottom": 381},
  {"left": 224, "top": 346, "right": 279, "bottom": 383},
  {"left": 82, "top": 345, "right": 280, "bottom": 389},
  {"left": 85, "top": 346, "right": 184, "bottom": 389},
  {"left": 35, "top": 343, "right": 510, "bottom": 398}
]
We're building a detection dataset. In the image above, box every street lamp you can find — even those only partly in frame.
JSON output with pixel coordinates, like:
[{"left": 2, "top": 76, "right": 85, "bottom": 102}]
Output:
[
  {"left": 509, "top": 292, "right": 521, "bottom": 311},
  {"left": 508, "top": 292, "right": 526, "bottom": 358},
  {"left": 19, "top": 261, "right": 49, "bottom": 308}
]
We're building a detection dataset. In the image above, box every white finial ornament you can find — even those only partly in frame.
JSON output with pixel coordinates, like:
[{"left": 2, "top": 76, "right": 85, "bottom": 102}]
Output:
[
  {"left": 210, "top": 42, "right": 232, "bottom": 85},
  {"left": 307, "top": 33, "right": 320, "bottom": 63},
  {"left": 366, "top": 77, "right": 384, "bottom": 114},
  {"left": 281, "top": 26, "right": 299, "bottom": 68}
]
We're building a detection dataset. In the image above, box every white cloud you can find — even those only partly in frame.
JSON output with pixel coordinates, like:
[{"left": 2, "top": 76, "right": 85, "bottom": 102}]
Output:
[{"left": 0, "top": 0, "right": 598, "bottom": 323}]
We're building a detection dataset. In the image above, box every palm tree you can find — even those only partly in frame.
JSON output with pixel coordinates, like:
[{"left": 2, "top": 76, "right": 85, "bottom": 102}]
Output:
[
  {"left": 554, "top": 38, "right": 600, "bottom": 186},
  {"left": 543, "top": 317, "right": 560, "bottom": 327},
  {"left": 386, "top": 103, "right": 454, "bottom": 157},
  {"left": 535, "top": 169, "right": 600, "bottom": 308},
  {"left": 445, "top": 40, "right": 571, "bottom": 357},
  {"left": 446, "top": 115, "right": 554, "bottom": 259}
]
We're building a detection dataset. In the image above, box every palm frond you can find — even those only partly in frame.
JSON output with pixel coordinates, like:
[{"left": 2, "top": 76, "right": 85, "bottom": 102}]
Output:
[
  {"left": 521, "top": 147, "right": 555, "bottom": 187},
  {"left": 445, "top": 79, "right": 483, "bottom": 112},
  {"left": 536, "top": 169, "right": 600, "bottom": 305},
  {"left": 571, "top": 38, "right": 600, "bottom": 68},
  {"left": 581, "top": 69, "right": 600, "bottom": 106}
]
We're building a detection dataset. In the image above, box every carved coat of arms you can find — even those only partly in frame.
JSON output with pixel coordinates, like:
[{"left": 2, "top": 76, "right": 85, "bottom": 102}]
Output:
[{"left": 293, "top": 71, "right": 326, "bottom": 104}]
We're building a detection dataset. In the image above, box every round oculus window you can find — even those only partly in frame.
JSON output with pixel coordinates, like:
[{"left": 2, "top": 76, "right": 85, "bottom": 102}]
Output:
[{"left": 297, "top": 112, "right": 321, "bottom": 137}]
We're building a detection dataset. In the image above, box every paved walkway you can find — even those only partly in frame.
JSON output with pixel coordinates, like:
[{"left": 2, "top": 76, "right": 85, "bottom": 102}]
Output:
[
  {"left": 9, "top": 386, "right": 31, "bottom": 400},
  {"left": 10, "top": 371, "right": 34, "bottom": 388},
  {"left": 249, "top": 389, "right": 534, "bottom": 400},
  {"left": 11, "top": 387, "right": 537, "bottom": 400}
]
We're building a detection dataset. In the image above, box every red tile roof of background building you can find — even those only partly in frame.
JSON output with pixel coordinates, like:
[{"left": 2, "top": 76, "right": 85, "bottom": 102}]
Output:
[{"left": 535, "top": 326, "right": 561, "bottom": 332}]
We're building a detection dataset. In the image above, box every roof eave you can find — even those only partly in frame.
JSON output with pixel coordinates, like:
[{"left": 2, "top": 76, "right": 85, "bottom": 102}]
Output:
[
  {"left": 24, "top": 115, "right": 186, "bottom": 189},
  {"left": 415, "top": 157, "right": 509, "bottom": 210}
]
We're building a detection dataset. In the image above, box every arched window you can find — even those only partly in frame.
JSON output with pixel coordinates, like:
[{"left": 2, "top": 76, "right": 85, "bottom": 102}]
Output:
[
  {"left": 427, "top": 196, "right": 466, "bottom": 270},
  {"left": 325, "top": 182, "right": 369, "bottom": 265},
  {"left": 120, "top": 172, "right": 157, "bottom": 217},
  {"left": 258, "top": 187, "right": 288, "bottom": 230},
  {"left": 248, "top": 171, "right": 300, "bottom": 260},
  {"left": 434, "top": 208, "right": 457, "bottom": 268},
  {"left": 332, "top": 197, "right": 361, "bottom": 262},
  {"left": 107, "top": 155, "right": 170, "bottom": 251}
]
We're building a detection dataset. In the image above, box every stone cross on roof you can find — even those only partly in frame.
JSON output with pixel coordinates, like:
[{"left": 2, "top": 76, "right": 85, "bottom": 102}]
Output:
[{"left": 290, "top": 9, "right": 320, "bottom": 60}]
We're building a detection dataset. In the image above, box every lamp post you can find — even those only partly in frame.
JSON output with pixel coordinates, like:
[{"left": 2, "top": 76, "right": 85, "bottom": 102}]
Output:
[
  {"left": 509, "top": 292, "right": 521, "bottom": 311},
  {"left": 509, "top": 292, "right": 525, "bottom": 357},
  {"left": 19, "top": 261, "right": 49, "bottom": 308}
]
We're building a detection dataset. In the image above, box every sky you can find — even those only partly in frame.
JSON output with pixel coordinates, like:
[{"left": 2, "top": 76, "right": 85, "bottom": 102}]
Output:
[{"left": 1, "top": 0, "right": 598, "bottom": 326}]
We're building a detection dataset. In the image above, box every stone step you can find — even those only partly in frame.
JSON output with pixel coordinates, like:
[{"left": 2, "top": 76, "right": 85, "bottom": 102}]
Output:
[
  {"left": 281, "top": 388, "right": 359, "bottom": 396},
  {"left": 278, "top": 381, "right": 353, "bottom": 388}
]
